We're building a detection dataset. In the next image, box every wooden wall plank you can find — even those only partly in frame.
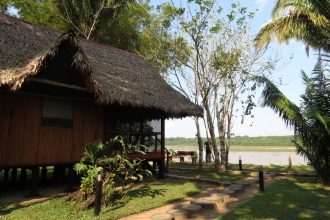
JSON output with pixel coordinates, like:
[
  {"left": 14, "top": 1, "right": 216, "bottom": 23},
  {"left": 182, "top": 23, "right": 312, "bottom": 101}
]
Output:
[
  {"left": 0, "top": 91, "right": 10, "bottom": 167},
  {"left": 71, "top": 101, "right": 104, "bottom": 162},
  {"left": 0, "top": 92, "right": 104, "bottom": 167},
  {"left": 2, "top": 93, "right": 40, "bottom": 167}
]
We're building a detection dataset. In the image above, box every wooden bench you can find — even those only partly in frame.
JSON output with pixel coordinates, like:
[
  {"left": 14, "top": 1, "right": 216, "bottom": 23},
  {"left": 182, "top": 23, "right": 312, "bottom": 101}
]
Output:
[{"left": 177, "top": 151, "right": 197, "bottom": 164}]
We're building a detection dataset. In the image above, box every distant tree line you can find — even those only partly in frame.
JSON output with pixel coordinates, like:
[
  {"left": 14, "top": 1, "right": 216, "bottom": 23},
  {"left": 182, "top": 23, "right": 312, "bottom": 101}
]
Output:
[{"left": 166, "top": 136, "right": 295, "bottom": 147}]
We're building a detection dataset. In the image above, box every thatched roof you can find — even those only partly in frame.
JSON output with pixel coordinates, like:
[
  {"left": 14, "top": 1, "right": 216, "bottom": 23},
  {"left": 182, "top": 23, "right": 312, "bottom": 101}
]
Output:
[{"left": 0, "top": 13, "right": 203, "bottom": 118}]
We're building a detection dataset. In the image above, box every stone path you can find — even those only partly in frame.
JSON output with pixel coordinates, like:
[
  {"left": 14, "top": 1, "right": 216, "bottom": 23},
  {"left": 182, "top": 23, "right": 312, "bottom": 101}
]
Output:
[{"left": 120, "top": 174, "right": 277, "bottom": 220}]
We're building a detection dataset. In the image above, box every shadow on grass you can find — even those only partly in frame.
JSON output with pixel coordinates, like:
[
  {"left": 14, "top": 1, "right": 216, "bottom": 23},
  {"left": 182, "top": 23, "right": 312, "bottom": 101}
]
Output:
[
  {"left": 126, "top": 185, "right": 167, "bottom": 199},
  {"left": 169, "top": 169, "right": 243, "bottom": 181},
  {"left": 221, "top": 177, "right": 330, "bottom": 220},
  {"left": 0, "top": 178, "right": 202, "bottom": 219},
  {"left": 0, "top": 194, "right": 64, "bottom": 216}
]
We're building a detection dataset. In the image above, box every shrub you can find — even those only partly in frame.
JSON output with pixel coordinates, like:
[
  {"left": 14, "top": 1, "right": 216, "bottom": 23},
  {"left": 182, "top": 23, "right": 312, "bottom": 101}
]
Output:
[{"left": 71, "top": 136, "right": 152, "bottom": 208}]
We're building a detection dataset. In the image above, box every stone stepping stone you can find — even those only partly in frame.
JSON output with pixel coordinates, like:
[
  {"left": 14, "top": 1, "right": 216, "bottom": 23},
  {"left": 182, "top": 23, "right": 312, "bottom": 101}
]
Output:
[
  {"left": 222, "top": 190, "right": 236, "bottom": 197},
  {"left": 181, "top": 204, "right": 202, "bottom": 212},
  {"left": 166, "top": 209, "right": 189, "bottom": 220},
  {"left": 225, "top": 188, "right": 240, "bottom": 194},
  {"left": 237, "top": 181, "right": 252, "bottom": 187},
  {"left": 151, "top": 213, "right": 174, "bottom": 220},
  {"left": 204, "top": 187, "right": 216, "bottom": 191},
  {"left": 228, "top": 185, "right": 244, "bottom": 192},
  {"left": 190, "top": 200, "right": 217, "bottom": 209},
  {"left": 218, "top": 181, "right": 232, "bottom": 186},
  {"left": 204, "top": 196, "right": 221, "bottom": 201},
  {"left": 245, "top": 179, "right": 258, "bottom": 184},
  {"left": 219, "top": 193, "right": 231, "bottom": 201},
  {"left": 205, "top": 194, "right": 223, "bottom": 201},
  {"left": 229, "top": 184, "right": 244, "bottom": 188}
]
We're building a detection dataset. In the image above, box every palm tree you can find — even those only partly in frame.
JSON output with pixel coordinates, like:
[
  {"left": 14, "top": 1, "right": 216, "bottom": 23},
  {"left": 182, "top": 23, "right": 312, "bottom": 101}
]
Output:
[
  {"left": 255, "top": 0, "right": 330, "bottom": 51},
  {"left": 254, "top": 56, "right": 330, "bottom": 184}
]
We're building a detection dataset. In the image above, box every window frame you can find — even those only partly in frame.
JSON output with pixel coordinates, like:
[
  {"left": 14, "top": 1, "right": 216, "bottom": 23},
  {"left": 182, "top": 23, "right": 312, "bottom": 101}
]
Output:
[{"left": 41, "top": 99, "right": 74, "bottom": 128}]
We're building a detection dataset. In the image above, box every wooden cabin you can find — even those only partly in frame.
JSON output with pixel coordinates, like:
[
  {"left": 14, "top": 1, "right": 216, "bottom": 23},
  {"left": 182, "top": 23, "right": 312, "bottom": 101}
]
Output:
[{"left": 0, "top": 13, "right": 203, "bottom": 181}]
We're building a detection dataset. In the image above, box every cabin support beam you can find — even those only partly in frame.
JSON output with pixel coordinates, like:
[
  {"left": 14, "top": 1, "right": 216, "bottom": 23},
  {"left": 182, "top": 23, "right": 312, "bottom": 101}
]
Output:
[
  {"left": 11, "top": 168, "right": 17, "bottom": 184},
  {"left": 41, "top": 166, "right": 47, "bottom": 183},
  {"left": 4, "top": 168, "right": 9, "bottom": 183},
  {"left": 20, "top": 167, "right": 27, "bottom": 183},
  {"left": 159, "top": 118, "right": 165, "bottom": 179},
  {"left": 29, "top": 167, "right": 40, "bottom": 197},
  {"left": 66, "top": 165, "right": 75, "bottom": 192}
]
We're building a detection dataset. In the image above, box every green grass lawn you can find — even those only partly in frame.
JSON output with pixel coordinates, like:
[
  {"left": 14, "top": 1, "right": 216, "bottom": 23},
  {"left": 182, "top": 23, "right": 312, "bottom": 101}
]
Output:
[
  {"left": 170, "top": 162, "right": 316, "bottom": 174},
  {"left": 0, "top": 179, "right": 201, "bottom": 220},
  {"left": 227, "top": 164, "right": 316, "bottom": 174},
  {"left": 169, "top": 168, "right": 244, "bottom": 181},
  {"left": 220, "top": 177, "right": 330, "bottom": 220}
]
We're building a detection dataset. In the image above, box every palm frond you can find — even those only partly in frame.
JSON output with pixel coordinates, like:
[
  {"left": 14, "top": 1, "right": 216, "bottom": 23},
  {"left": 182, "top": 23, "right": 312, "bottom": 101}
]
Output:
[
  {"left": 256, "top": 13, "right": 330, "bottom": 50},
  {"left": 253, "top": 76, "right": 304, "bottom": 127},
  {"left": 256, "top": 3, "right": 330, "bottom": 51},
  {"left": 273, "top": 0, "right": 330, "bottom": 20}
]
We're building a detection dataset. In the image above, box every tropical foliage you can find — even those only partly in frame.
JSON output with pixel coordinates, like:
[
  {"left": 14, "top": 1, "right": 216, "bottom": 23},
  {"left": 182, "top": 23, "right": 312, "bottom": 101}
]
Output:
[
  {"left": 255, "top": 55, "right": 330, "bottom": 183},
  {"left": 70, "top": 136, "right": 152, "bottom": 209},
  {"left": 255, "top": 0, "right": 330, "bottom": 52}
]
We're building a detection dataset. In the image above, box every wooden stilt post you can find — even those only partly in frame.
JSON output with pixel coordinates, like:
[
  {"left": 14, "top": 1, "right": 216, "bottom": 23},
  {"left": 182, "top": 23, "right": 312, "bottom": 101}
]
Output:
[
  {"left": 11, "top": 168, "right": 17, "bottom": 184},
  {"left": 30, "top": 167, "right": 40, "bottom": 197},
  {"left": 159, "top": 118, "right": 165, "bottom": 179},
  {"left": 259, "top": 166, "right": 264, "bottom": 192},
  {"left": 67, "top": 165, "right": 75, "bottom": 192},
  {"left": 239, "top": 156, "right": 242, "bottom": 171},
  {"left": 41, "top": 166, "right": 47, "bottom": 183},
  {"left": 4, "top": 168, "right": 9, "bottom": 183},
  {"left": 53, "top": 165, "right": 58, "bottom": 183},
  {"left": 20, "top": 168, "right": 27, "bottom": 184},
  {"left": 58, "top": 166, "right": 65, "bottom": 180},
  {"left": 94, "top": 174, "right": 102, "bottom": 216}
]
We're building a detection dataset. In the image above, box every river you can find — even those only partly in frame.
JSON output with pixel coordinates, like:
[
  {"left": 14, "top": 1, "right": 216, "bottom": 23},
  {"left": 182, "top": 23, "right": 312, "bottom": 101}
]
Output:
[
  {"left": 227, "top": 151, "right": 307, "bottom": 165},
  {"left": 168, "top": 146, "right": 308, "bottom": 165}
]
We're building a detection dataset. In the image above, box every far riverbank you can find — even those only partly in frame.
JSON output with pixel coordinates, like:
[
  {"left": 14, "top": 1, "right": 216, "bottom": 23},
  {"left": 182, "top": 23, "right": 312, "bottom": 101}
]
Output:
[
  {"left": 167, "top": 145, "right": 296, "bottom": 152},
  {"left": 167, "top": 145, "right": 306, "bottom": 165}
]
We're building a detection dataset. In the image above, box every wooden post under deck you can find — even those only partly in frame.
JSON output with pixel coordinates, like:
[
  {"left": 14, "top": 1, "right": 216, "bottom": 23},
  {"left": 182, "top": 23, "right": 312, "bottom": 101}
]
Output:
[{"left": 159, "top": 118, "right": 165, "bottom": 179}]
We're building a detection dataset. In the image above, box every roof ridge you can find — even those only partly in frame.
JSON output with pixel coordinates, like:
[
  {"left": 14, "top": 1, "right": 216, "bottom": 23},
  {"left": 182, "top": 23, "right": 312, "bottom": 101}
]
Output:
[{"left": 80, "top": 38, "right": 145, "bottom": 60}]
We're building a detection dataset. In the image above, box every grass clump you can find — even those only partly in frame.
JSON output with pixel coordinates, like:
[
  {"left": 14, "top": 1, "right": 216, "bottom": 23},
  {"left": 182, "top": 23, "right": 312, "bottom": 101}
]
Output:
[{"left": 220, "top": 177, "right": 330, "bottom": 220}]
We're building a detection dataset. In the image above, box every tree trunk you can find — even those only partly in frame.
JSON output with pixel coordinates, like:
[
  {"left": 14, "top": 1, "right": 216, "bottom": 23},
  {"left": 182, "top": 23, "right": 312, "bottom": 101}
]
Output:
[
  {"left": 225, "top": 136, "right": 230, "bottom": 167},
  {"left": 203, "top": 102, "right": 221, "bottom": 171},
  {"left": 203, "top": 116, "right": 214, "bottom": 162},
  {"left": 225, "top": 112, "right": 232, "bottom": 166},
  {"left": 217, "top": 110, "right": 226, "bottom": 171},
  {"left": 225, "top": 88, "right": 235, "bottom": 166},
  {"left": 194, "top": 117, "right": 204, "bottom": 170}
]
